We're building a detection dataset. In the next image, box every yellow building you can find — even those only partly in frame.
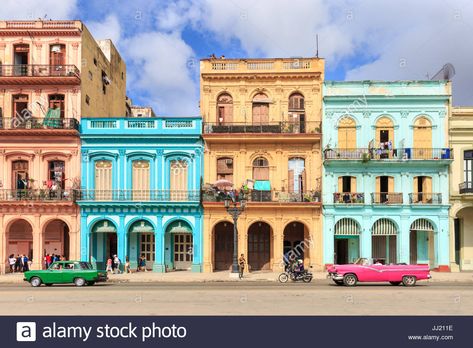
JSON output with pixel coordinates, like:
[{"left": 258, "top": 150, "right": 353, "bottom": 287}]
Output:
[
  {"left": 449, "top": 107, "right": 473, "bottom": 271},
  {"left": 200, "top": 57, "right": 324, "bottom": 272}
]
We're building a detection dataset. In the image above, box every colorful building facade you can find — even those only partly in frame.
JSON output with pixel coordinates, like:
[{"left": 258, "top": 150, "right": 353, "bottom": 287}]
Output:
[
  {"left": 78, "top": 117, "right": 203, "bottom": 272},
  {"left": 323, "top": 81, "right": 452, "bottom": 271},
  {"left": 0, "top": 20, "right": 125, "bottom": 272},
  {"left": 449, "top": 107, "right": 473, "bottom": 271},
  {"left": 200, "top": 57, "right": 324, "bottom": 272}
]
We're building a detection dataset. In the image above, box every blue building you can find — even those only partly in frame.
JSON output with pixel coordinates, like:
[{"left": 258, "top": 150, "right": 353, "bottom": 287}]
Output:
[
  {"left": 78, "top": 117, "right": 203, "bottom": 272},
  {"left": 322, "top": 81, "right": 452, "bottom": 271}
]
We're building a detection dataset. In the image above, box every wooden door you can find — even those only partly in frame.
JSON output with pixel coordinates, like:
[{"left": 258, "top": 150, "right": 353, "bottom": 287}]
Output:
[
  {"left": 95, "top": 160, "right": 112, "bottom": 200},
  {"left": 132, "top": 160, "right": 150, "bottom": 200},
  {"left": 12, "top": 160, "right": 29, "bottom": 190},
  {"left": 170, "top": 160, "right": 188, "bottom": 201},
  {"left": 12, "top": 94, "right": 29, "bottom": 120},
  {"left": 252, "top": 104, "right": 269, "bottom": 124},
  {"left": 174, "top": 234, "right": 193, "bottom": 270},
  {"left": 248, "top": 223, "right": 271, "bottom": 271},
  {"left": 214, "top": 223, "right": 233, "bottom": 270}
]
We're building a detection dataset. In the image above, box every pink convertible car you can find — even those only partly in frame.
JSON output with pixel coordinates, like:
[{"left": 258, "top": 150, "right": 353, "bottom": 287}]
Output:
[{"left": 327, "top": 258, "right": 431, "bottom": 287}]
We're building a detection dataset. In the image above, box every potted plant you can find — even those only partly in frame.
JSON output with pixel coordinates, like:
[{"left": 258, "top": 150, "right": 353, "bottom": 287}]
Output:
[{"left": 362, "top": 152, "right": 370, "bottom": 163}]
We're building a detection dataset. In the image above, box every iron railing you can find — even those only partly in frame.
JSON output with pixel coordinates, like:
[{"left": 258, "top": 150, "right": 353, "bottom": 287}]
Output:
[
  {"left": 202, "top": 189, "right": 321, "bottom": 203},
  {"left": 409, "top": 193, "right": 442, "bottom": 204},
  {"left": 0, "top": 117, "right": 79, "bottom": 130},
  {"left": 371, "top": 192, "right": 403, "bottom": 204},
  {"left": 324, "top": 148, "right": 453, "bottom": 160},
  {"left": 0, "top": 64, "right": 80, "bottom": 78},
  {"left": 0, "top": 189, "right": 76, "bottom": 201},
  {"left": 459, "top": 182, "right": 473, "bottom": 194},
  {"left": 333, "top": 192, "right": 365, "bottom": 204},
  {"left": 203, "top": 121, "right": 321, "bottom": 134},
  {"left": 78, "top": 190, "right": 201, "bottom": 202}
]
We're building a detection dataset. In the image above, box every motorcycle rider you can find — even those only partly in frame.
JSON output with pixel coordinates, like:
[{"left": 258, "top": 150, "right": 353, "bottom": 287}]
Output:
[{"left": 294, "top": 259, "right": 305, "bottom": 279}]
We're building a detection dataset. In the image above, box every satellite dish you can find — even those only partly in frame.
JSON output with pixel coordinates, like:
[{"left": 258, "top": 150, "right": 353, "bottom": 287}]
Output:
[{"left": 430, "top": 63, "right": 456, "bottom": 80}]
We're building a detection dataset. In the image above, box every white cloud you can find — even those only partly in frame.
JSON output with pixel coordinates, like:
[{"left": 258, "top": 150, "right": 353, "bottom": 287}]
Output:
[
  {"left": 122, "top": 31, "right": 198, "bottom": 115},
  {"left": 87, "top": 15, "right": 122, "bottom": 43},
  {"left": 0, "top": 0, "right": 77, "bottom": 20}
]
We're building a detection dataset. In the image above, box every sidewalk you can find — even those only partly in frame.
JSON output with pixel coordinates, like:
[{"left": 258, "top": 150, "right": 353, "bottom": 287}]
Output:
[{"left": 1, "top": 270, "right": 472, "bottom": 284}]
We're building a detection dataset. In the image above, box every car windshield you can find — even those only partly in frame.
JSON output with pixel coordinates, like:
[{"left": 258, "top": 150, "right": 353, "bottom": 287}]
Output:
[{"left": 354, "top": 258, "right": 371, "bottom": 265}]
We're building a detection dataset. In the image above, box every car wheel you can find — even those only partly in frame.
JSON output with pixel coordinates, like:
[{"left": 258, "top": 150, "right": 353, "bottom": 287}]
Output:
[
  {"left": 86, "top": 281, "right": 95, "bottom": 286},
  {"left": 30, "top": 277, "right": 42, "bottom": 287},
  {"left": 343, "top": 273, "right": 358, "bottom": 287},
  {"left": 334, "top": 280, "right": 344, "bottom": 286},
  {"left": 389, "top": 281, "right": 401, "bottom": 286},
  {"left": 45, "top": 283, "right": 53, "bottom": 287},
  {"left": 402, "top": 276, "right": 417, "bottom": 287},
  {"left": 74, "top": 277, "right": 86, "bottom": 287},
  {"left": 278, "top": 273, "right": 289, "bottom": 283},
  {"left": 302, "top": 274, "right": 312, "bottom": 283}
]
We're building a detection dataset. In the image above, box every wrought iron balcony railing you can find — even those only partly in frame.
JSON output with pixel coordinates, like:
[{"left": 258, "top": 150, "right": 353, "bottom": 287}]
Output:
[
  {"left": 0, "top": 189, "right": 76, "bottom": 201},
  {"left": 203, "top": 121, "right": 321, "bottom": 134},
  {"left": 202, "top": 189, "right": 321, "bottom": 203},
  {"left": 371, "top": 192, "right": 403, "bottom": 204},
  {"left": 324, "top": 148, "right": 453, "bottom": 160},
  {"left": 409, "top": 192, "right": 442, "bottom": 204},
  {"left": 0, "top": 117, "right": 79, "bottom": 130},
  {"left": 333, "top": 192, "right": 365, "bottom": 204},
  {"left": 0, "top": 64, "right": 80, "bottom": 78},
  {"left": 459, "top": 182, "right": 473, "bottom": 194},
  {"left": 77, "top": 190, "right": 200, "bottom": 202}
]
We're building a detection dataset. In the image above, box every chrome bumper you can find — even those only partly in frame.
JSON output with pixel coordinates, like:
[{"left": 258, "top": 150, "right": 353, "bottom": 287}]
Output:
[{"left": 328, "top": 273, "right": 344, "bottom": 281}]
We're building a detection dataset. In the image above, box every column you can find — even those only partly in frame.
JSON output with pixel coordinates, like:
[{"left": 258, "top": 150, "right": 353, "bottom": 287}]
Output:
[
  {"left": 323, "top": 213, "right": 334, "bottom": 265},
  {"left": 32, "top": 214, "right": 42, "bottom": 270},
  {"left": 0, "top": 214, "right": 4, "bottom": 274},
  {"left": 238, "top": 214, "right": 248, "bottom": 271},
  {"left": 153, "top": 215, "right": 165, "bottom": 272},
  {"left": 191, "top": 214, "right": 202, "bottom": 272},
  {"left": 202, "top": 214, "right": 213, "bottom": 272},
  {"left": 272, "top": 216, "right": 284, "bottom": 271},
  {"left": 117, "top": 214, "right": 126, "bottom": 271},
  {"left": 360, "top": 214, "right": 372, "bottom": 259},
  {"left": 80, "top": 214, "right": 89, "bottom": 261},
  {"left": 437, "top": 215, "right": 450, "bottom": 271},
  {"left": 118, "top": 150, "right": 126, "bottom": 190},
  {"left": 156, "top": 150, "right": 164, "bottom": 190},
  {"left": 399, "top": 215, "right": 410, "bottom": 264}
]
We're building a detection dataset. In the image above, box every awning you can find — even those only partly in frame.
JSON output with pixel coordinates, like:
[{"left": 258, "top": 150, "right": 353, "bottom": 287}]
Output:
[
  {"left": 167, "top": 221, "right": 192, "bottom": 234},
  {"left": 410, "top": 219, "right": 434, "bottom": 232},
  {"left": 372, "top": 218, "right": 397, "bottom": 236},
  {"left": 335, "top": 218, "right": 360, "bottom": 236},
  {"left": 254, "top": 180, "right": 271, "bottom": 191}
]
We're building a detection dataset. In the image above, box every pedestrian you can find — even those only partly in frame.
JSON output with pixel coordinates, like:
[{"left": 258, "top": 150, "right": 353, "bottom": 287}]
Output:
[
  {"left": 15, "top": 254, "right": 21, "bottom": 272},
  {"left": 22, "top": 254, "right": 29, "bottom": 272},
  {"left": 113, "top": 254, "right": 121, "bottom": 274},
  {"left": 138, "top": 255, "right": 147, "bottom": 272},
  {"left": 106, "top": 257, "right": 113, "bottom": 273},
  {"left": 238, "top": 253, "right": 246, "bottom": 279},
  {"left": 8, "top": 254, "right": 16, "bottom": 273},
  {"left": 124, "top": 256, "right": 131, "bottom": 274}
]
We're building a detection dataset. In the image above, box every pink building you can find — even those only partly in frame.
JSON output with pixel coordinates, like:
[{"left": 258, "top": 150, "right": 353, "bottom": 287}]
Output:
[{"left": 0, "top": 20, "right": 127, "bottom": 272}]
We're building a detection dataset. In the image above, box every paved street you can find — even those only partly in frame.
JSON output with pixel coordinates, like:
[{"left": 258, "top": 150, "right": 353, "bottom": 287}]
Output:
[{"left": 0, "top": 281, "right": 471, "bottom": 316}]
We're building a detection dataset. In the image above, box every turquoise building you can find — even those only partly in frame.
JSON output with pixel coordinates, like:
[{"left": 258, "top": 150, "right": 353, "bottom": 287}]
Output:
[
  {"left": 78, "top": 117, "right": 203, "bottom": 272},
  {"left": 322, "top": 81, "right": 452, "bottom": 271}
]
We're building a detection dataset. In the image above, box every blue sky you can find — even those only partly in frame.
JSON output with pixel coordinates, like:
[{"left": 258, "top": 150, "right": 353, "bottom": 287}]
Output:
[{"left": 2, "top": 0, "right": 473, "bottom": 114}]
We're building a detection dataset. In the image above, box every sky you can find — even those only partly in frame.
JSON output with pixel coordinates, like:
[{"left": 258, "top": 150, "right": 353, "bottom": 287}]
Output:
[{"left": 1, "top": 0, "right": 472, "bottom": 115}]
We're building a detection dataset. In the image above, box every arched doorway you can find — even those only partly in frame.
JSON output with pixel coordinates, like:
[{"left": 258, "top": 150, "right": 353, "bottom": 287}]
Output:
[
  {"left": 90, "top": 220, "right": 117, "bottom": 269},
  {"left": 371, "top": 218, "right": 398, "bottom": 264},
  {"left": 455, "top": 207, "right": 473, "bottom": 271},
  {"left": 213, "top": 221, "right": 234, "bottom": 271},
  {"left": 6, "top": 219, "right": 33, "bottom": 270},
  {"left": 166, "top": 220, "right": 193, "bottom": 271},
  {"left": 410, "top": 219, "right": 435, "bottom": 267},
  {"left": 128, "top": 220, "right": 155, "bottom": 271},
  {"left": 248, "top": 221, "right": 272, "bottom": 271},
  {"left": 283, "top": 222, "right": 309, "bottom": 266},
  {"left": 334, "top": 218, "right": 360, "bottom": 264},
  {"left": 43, "top": 219, "right": 70, "bottom": 262}
]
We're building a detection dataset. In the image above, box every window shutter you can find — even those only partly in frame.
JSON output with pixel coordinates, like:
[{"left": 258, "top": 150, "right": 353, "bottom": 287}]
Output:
[
  {"left": 288, "top": 170, "right": 294, "bottom": 193},
  {"left": 388, "top": 177, "right": 394, "bottom": 192},
  {"left": 413, "top": 177, "right": 418, "bottom": 194},
  {"left": 338, "top": 177, "right": 343, "bottom": 192},
  {"left": 350, "top": 176, "right": 357, "bottom": 192}
]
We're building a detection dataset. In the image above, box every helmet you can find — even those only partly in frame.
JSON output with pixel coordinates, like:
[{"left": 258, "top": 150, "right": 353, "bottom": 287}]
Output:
[{"left": 297, "top": 259, "right": 303, "bottom": 264}]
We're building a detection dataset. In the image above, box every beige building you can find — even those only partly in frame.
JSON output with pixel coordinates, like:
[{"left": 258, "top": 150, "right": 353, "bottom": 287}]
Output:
[
  {"left": 200, "top": 57, "right": 324, "bottom": 272},
  {"left": 0, "top": 20, "right": 126, "bottom": 272},
  {"left": 449, "top": 107, "right": 473, "bottom": 271}
]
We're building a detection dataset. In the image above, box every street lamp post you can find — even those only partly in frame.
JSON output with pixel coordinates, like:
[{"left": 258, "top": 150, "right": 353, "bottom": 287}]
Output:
[{"left": 224, "top": 195, "right": 247, "bottom": 274}]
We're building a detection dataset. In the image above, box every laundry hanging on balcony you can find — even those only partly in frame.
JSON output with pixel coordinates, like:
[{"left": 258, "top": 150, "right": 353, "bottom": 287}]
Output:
[
  {"left": 253, "top": 180, "right": 271, "bottom": 191},
  {"left": 43, "top": 107, "right": 61, "bottom": 128}
]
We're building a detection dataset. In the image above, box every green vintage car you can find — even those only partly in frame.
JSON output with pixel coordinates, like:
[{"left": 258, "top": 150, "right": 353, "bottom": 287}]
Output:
[{"left": 24, "top": 261, "right": 108, "bottom": 287}]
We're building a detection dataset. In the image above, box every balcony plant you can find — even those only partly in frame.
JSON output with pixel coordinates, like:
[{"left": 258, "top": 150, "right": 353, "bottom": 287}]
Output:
[{"left": 362, "top": 152, "right": 370, "bottom": 162}]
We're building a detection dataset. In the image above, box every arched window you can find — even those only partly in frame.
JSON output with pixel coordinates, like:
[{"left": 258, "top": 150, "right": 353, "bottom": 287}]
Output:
[
  {"left": 216, "top": 93, "right": 233, "bottom": 124},
  {"left": 252, "top": 157, "right": 269, "bottom": 181},
  {"left": 413, "top": 116, "right": 432, "bottom": 149},
  {"left": 49, "top": 44, "right": 66, "bottom": 66},
  {"left": 132, "top": 160, "right": 150, "bottom": 200},
  {"left": 170, "top": 160, "right": 188, "bottom": 201},
  {"left": 95, "top": 160, "right": 112, "bottom": 200},
  {"left": 338, "top": 117, "right": 356, "bottom": 149},
  {"left": 288, "top": 157, "right": 305, "bottom": 193},
  {"left": 412, "top": 176, "right": 433, "bottom": 203},
  {"left": 288, "top": 93, "right": 305, "bottom": 132},
  {"left": 375, "top": 117, "right": 394, "bottom": 143},
  {"left": 252, "top": 93, "right": 269, "bottom": 124}
]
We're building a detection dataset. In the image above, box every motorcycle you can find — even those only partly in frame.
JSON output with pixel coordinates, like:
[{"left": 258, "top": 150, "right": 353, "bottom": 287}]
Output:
[{"left": 278, "top": 269, "right": 313, "bottom": 283}]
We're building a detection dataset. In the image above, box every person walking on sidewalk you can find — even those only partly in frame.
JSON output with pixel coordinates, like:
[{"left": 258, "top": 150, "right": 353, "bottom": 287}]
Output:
[
  {"left": 124, "top": 256, "right": 131, "bottom": 274},
  {"left": 8, "top": 254, "right": 16, "bottom": 273},
  {"left": 106, "top": 257, "right": 113, "bottom": 273},
  {"left": 238, "top": 254, "right": 246, "bottom": 279},
  {"left": 113, "top": 255, "right": 122, "bottom": 274}
]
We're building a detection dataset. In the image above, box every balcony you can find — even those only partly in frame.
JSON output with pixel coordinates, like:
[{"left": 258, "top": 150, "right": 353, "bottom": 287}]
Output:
[
  {"left": 203, "top": 121, "right": 321, "bottom": 135},
  {"left": 324, "top": 148, "right": 453, "bottom": 161},
  {"left": 0, "top": 64, "right": 80, "bottom": 85},
  {"left": 202, "top": 58, "right": 321, "bottom": 74},
  {"left": 333, "top": 192, "right": 365, "bottom": 204},
  {"left": 0, "top": 117, "right": 79, "bottom": 131},
  {"left": 371, "top": 192, "right": 403, "bottom": 204},
  {"left": 459, "top": 182, "right": 473, "bottom": 194},
  {"left": 202, "top": 189, "right": 321, "bottom": 204},
  {"left": 77, "top": 190, "right": 200, "bottom": 202},
  {"left": 409, "top": 193, "right": 442, "bottom": 204},
  {"left": 0, "top": 189, "right": 76, "bottom": 202}
]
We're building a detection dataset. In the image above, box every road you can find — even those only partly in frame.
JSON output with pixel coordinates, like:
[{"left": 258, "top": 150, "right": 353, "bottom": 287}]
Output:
[{"left": 0, "top": 281, "right": 471, "bottom": 315}]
